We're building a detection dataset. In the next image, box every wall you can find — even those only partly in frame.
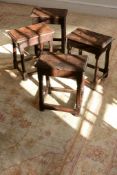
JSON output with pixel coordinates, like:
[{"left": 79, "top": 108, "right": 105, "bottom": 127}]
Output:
[{"left": 2, "top": 0, "right": 117, "bottom": 18}]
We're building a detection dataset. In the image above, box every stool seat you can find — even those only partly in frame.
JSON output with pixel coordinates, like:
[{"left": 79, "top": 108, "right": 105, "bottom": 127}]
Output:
[
  {"left": 8, "top": 23, "right": 54, "bottom": 52},
  {"left": 67, "top": 28, "right": 113, "bottom": 88},
  {"left": 8, "top": 23, "right": 54, "bottom": 79},
  {"left": 37, "top": 53, "right": 87, "bottom": 77},
  {"left": 36, "top": 53, "right": 88, "bottom": 115},
  {"left": 31, "top": 7, "right": 67, "bottom": 21},
  {"left": 67, "top": 28, "right": 112, "bottom": 50},
  {"left": 31, "top": 7, "right": 68, "bottom": 53}
]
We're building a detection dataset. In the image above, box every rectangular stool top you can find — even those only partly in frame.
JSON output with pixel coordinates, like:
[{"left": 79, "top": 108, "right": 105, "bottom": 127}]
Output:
[
  {"left": 36, "top": 53, "right": 88, "bottom": 77},
  {"left": 67, "top": 28, "right": 113, "bottom": 49},
  {"left": 31, "top": 7, "right": 68, "bottom": 19},
  {"left": 8, "top": 23, "right": 54, "bottom": 44}
]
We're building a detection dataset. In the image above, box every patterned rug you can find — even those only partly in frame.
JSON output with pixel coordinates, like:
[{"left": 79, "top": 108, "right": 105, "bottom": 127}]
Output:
[{"left": 0, "top": 2, "right": 117, "bottom": 175}]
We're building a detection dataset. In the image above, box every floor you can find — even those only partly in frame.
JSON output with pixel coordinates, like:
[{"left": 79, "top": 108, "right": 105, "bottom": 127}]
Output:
[{"left": 0, "top": 2, "right": 117, "bottom": 175}]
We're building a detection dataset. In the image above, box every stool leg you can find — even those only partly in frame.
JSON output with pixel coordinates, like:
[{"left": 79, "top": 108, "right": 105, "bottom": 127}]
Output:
[
  {"left": 20, "top": 53, "right": 26, "bottom": 80},
  {"left": 35, "top": 42, "right": 44, "bottom": 57},
  {"left": 103, "top": 43, "right": 111, "bottom": 78},
  {"left": 45, "top": 76, "right": 51, "bottom": 94},
  {"left": 67, "top": 41, "right": 72, "bottom": 54},
  {"left": 38, "top": 42, "right": 51, "bottom": 94},
  {"left": 12, "top": 41, "right": 18, "bottom": 69},
  {"left": 61, "top": 18, "right": 66, "bottom": 53},
  {"left": 93, "top": 54, "right": 99, "bottom": 87},
  {"left": 76, "top": 73, "right": 84, "bottom": 115},
  {"left": 40, "top": 41, "right": 52, "bottom": 94},
  {"left": 45, "top": 40, "right": 54, "bottom": 94},
  {"left": 49, "top": 39, "right": 53, "bottom": 53},
  {"left": 79, "top": 49, "right": 82, "bottom": 55},
  {"left": 38, "top": 73, "right": 44, "bottom": 111},
  {"left": 34, "top": 45, "right": 40, "bottom": 57},
  {"left": 40, "top": 43, "right": 51, "bottom": 94}
]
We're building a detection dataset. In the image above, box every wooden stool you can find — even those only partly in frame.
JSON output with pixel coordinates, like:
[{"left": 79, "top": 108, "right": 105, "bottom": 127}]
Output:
[
  {"left": 67, "top": 28, "right": 113, "bottom": 87},
  {"left": 35, "top": 53, "right": 87, "bottom": 115},
  {"left": 8, "top": 23, "right": 54, "bottom": 79},
  {"left": 30, "top": 7, "right": 68, "bottom": 53}
]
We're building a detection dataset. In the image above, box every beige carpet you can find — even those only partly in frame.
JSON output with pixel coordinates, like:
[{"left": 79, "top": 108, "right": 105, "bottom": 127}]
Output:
[{"left": 0, "top": 2, "right": 117, "bottom": 175}]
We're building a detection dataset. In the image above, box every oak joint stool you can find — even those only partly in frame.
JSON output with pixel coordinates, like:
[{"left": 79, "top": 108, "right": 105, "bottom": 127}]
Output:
[
  {"left": 67, "top": 28, "right": 113, "bottom": 88},
  {"left": 30, "top": 7, "right": 68, "bottom": 53},
  {"left": 8, "top": 23, "right": 54, "bottom": 79},
  {"left": 35, "top": 53, "right": 88, "bottom": 115}
]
